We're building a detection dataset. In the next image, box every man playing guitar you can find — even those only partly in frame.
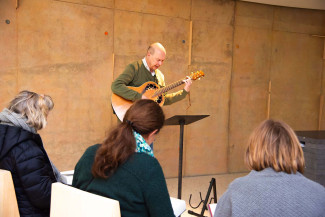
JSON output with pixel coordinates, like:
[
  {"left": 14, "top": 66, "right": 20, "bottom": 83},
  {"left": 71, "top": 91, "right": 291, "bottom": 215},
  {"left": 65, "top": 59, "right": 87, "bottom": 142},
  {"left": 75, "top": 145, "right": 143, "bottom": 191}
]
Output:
[{"left": 111, "top": 42, "right": 192, "bottom": 109}]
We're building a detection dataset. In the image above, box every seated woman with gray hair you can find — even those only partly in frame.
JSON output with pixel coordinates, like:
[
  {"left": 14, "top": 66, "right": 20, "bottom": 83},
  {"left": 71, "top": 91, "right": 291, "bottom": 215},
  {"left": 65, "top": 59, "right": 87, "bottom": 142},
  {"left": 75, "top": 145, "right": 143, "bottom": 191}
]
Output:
[
  {"left": 214, "top": 119, "right": 325, "bottom": 217},
  {"left": 0, "top": 90, "right": 65, "bottom": 217}
]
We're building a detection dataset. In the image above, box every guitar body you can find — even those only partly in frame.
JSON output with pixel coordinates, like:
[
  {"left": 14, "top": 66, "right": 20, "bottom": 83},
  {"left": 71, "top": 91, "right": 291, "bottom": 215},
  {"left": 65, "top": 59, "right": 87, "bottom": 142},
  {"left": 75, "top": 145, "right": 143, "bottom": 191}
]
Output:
[{"left": 111, "top": 81, "right": 165, "bottom": 121}]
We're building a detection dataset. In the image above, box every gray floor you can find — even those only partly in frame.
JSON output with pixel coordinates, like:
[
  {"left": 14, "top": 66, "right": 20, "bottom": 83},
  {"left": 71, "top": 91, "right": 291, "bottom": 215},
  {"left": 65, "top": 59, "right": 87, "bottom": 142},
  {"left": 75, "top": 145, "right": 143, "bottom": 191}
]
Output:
[{"left": 166, "top": 172, "right": 248, "bottom": 217}]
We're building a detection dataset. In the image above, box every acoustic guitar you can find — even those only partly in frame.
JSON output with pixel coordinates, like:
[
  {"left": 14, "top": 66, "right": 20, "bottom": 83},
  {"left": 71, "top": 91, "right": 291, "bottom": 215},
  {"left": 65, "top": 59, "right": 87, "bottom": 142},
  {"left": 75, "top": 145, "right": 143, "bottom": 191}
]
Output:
[{"left": 112, "top": 70, "right": 205, "bottom": 121}]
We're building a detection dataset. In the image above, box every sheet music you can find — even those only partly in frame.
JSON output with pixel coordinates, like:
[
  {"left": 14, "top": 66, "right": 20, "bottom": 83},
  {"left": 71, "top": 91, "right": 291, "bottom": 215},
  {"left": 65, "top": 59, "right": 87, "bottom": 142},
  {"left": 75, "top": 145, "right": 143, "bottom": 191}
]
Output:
[
  {"left": 170, "top": 197, "right": 186, "bottom": 216},
  {"left": 208, "top": 203, "right": 217, "bottom": 217}
]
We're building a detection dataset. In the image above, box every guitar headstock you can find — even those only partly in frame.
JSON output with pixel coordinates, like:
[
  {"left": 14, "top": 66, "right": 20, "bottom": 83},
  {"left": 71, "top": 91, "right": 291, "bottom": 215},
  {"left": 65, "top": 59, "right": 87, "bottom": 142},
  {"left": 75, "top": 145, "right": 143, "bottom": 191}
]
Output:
[{"left": 190, "top": 70, "right": 205, "bottom": 81}]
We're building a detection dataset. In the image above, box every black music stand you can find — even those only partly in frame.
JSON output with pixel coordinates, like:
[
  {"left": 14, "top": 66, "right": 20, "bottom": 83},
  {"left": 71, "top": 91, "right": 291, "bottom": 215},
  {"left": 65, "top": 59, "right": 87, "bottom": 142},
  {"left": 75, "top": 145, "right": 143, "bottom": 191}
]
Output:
[{"left": 165, "top": 115, "right": 209, "bottom": 199}]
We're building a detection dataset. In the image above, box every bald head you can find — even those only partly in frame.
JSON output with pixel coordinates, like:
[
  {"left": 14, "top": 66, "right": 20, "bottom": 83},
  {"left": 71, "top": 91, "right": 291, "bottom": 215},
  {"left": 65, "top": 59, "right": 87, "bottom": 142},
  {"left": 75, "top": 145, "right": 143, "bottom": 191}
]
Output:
[
  {"left": 145, "top": 42, "right": 166, "bottom": 72},
  {"left": 147, "top": 42, "right": 166, "bottom": 56}
]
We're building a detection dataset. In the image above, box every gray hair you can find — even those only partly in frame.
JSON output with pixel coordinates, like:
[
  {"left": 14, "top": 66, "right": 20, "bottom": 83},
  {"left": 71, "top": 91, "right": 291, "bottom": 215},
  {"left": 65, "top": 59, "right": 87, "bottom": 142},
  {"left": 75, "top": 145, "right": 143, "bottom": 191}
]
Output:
[{"left": 8, "top": 90, "right": 54, "bottom": 130}]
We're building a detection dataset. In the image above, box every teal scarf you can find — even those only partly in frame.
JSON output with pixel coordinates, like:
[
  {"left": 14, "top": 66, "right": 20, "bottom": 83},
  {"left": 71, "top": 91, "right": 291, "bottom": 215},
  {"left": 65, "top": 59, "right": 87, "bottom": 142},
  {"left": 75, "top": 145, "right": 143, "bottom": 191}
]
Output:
[{"left": 133, "top": 130, "right": 154, "bottom": 157}]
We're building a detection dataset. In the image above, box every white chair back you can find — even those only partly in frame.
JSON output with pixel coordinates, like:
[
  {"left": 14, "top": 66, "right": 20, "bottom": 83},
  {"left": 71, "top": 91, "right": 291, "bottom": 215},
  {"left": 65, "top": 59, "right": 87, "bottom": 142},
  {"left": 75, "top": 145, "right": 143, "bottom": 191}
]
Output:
[
  {"left": 0, "top": 169, "right": 20, "bottom": 217},
  {"left": 50, "top": 182, "right": 121, "bottom": 217}
]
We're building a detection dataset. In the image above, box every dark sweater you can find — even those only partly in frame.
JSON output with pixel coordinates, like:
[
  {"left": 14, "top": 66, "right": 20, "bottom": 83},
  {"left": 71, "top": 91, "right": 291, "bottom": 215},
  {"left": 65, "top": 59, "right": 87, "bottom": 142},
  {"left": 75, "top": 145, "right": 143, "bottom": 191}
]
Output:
[
  {"left": 0, "top": 124, "right": 57, "bottom": 217},
  {"left": 111, "top": 59, "right": 188, "bottom": 105},
  {"left": 72, "top": 144, "right": 175, "bottom": 217}
]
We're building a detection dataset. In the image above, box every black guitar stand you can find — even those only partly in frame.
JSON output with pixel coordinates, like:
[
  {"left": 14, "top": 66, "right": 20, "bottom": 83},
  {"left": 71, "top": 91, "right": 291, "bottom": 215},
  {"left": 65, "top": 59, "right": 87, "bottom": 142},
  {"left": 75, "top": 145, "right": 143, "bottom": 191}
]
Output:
[{"left": 188, "top": 178, "right": 217, "bottom": 217}]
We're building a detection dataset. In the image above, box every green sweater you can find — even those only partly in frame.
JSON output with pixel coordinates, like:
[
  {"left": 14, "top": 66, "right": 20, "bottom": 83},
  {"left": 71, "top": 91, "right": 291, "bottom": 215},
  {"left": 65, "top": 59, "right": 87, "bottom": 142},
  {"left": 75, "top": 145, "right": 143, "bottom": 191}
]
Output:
[
  {"left": 72, "top": 144, "right": 175, "bottom": 217},
  {"left": 111, "top": 60, "right": 188, "bottom": 105}
]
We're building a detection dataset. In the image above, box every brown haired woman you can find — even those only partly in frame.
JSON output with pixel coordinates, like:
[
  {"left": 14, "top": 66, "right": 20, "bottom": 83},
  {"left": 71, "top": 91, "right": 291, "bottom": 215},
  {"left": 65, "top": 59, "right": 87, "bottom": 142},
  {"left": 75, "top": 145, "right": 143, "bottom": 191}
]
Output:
[
  {"left": 214, "top": 119, "right": 325, "bottom": 217},
  {"left": 0, "top": 90, "right": 65, "bottom": 217},
  {"left": 72, "top": 99, "right": 175, "bottom": 217}
]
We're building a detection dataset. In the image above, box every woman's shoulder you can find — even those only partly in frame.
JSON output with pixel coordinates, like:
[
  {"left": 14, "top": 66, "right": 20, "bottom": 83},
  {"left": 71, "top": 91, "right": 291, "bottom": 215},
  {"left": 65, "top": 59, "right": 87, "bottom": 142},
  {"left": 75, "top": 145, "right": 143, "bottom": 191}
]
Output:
[
  {"left": 78, "top": 144, "right": 100, "bottom": 162},
  {"left": 8, "top": 132, "right": 44, "bottom": 158},
  {"left": 0, "top": 124, "right": 39, "bottom": 142},
  {"left": 122, "top": 153, "right": 163, "bottom": 178},
  {"left": 126, "top": 60, "right": 142, "bottom": 72},
  {"left": 128, "top": 153, "right": 160, "bottom": 166},
  {"left": 85, "top": 144, "right": 100, "bottom": 154},
  {"left": 295, "top": 173, "right": 325, "bottom": 193}
]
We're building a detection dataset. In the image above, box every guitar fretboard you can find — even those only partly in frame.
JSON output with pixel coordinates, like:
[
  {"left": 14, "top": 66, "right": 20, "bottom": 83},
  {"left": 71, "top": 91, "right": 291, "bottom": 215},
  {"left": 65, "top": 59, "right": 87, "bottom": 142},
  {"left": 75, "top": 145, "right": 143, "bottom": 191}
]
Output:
[{"left": 152, "top": 78, "right": 186, "bottom": 97}]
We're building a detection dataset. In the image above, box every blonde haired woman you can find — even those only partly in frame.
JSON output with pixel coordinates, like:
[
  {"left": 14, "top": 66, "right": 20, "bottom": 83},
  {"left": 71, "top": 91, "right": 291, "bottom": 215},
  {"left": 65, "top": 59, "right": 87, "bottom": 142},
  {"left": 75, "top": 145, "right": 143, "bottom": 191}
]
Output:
[
  {"left": 0, "top": 90, "right": 64, "bottom": 217},
  {"left": 214, "top": 119, "right": 325, "bottom": 217}
]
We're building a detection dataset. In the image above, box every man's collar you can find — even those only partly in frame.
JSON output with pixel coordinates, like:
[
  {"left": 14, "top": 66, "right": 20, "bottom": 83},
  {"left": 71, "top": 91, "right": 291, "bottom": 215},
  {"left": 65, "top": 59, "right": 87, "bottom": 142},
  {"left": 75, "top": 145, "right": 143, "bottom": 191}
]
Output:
[{"left": 142, "top": 57, "right": 156, "bottom": 76}]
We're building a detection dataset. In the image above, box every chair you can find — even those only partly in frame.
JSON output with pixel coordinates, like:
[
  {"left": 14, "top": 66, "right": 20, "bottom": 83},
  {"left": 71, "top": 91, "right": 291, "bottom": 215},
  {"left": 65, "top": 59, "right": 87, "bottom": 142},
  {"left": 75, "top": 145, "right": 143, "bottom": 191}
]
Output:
[
  {"left": 0, "top": 169, "right": 20, "bottom": 217},
  {"left": 50, "top": 182, "right": 121, "bottom": 217}
]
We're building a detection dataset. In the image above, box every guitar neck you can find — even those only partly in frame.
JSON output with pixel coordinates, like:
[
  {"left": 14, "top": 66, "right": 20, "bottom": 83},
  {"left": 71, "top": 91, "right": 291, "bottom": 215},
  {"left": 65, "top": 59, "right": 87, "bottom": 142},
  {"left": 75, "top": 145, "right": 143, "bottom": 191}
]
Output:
[{"left": 152, "top": 78, "right": 186, "bottom": 97}]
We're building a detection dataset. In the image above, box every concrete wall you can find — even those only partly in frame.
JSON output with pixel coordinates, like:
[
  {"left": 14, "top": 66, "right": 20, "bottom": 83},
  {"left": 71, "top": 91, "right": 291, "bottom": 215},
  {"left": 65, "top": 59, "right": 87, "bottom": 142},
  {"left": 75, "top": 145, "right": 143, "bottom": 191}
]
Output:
[
  {"left": 229, "top": 2, "right": 325, "bottom": 172},
  {"left": 0, "top": 0, "right": 324, "bottom": 177}
]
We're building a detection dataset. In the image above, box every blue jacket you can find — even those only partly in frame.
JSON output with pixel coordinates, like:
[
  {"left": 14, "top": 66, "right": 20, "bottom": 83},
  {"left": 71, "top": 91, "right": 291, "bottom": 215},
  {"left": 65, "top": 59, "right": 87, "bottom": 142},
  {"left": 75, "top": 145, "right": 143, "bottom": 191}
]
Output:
[{"left": 0, "top": 124, "right": 57, "bottom": 217}]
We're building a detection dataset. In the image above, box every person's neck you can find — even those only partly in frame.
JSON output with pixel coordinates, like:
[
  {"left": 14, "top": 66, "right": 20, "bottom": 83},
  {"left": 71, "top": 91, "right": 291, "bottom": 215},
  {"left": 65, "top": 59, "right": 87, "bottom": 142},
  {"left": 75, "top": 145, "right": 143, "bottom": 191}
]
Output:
[{"left": 144, "top": 57, "right": 154, "bottom": 73}]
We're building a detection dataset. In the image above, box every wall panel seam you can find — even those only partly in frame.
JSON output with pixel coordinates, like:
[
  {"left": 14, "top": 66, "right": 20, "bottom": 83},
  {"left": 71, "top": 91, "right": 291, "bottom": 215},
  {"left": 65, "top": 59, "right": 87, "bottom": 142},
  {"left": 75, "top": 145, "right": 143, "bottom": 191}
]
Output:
[
  {"left": 53, "top": 0, "right": 114, "bottom": 9},
  {"left": 227, "top": 1, "right": 237, "bottom": 173},
  {"left": 114, "top": 8, "right": 190, "bottom": 21},
  {"left": 267, "top": 6, "right": 276, "bottom": 119},
  {"left": 16, "top": 2, "right": 19, "bottom": 93}
]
